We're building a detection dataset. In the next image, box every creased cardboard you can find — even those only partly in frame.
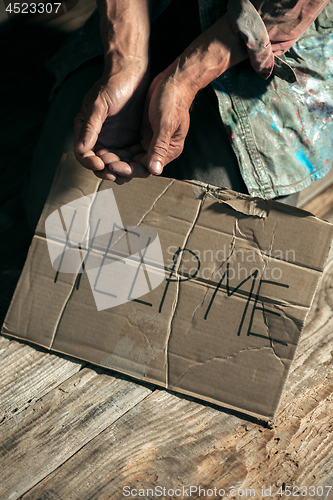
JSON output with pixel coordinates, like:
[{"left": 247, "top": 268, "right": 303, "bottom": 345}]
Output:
[{"left": 3, "top": 155, "right": 333, "bottom": 424}]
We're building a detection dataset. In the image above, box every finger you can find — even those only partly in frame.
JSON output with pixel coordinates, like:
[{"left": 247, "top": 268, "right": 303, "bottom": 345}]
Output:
[
  {"left": 146, "top": 124, "right": 172, "bottom": 175},
  {"left": 95, "top": 150, "right": 121, "bottom": 164},
  {"left": 74, "top": 97, "right": 107, "bottom": 155},
  {"left": 128, "top": 161, "right": 151, "bottom": 178},
  {"left": 107, "top": 160, "right": 133, "bottom": 177},
  {"left": 95, "top": 145, "right": 132, "bottom": 161},
  {"left": 74, "top": 149, "right": 105, "bottom": 171},
  {"left": 108, "top": 160, "right": 150, "bottom": 178},
  {"left": 109, "top": 145, "right": 145, "bottom": 160},
  {"left": 93, "top": 168, "right": 117, "bottom": 181}
]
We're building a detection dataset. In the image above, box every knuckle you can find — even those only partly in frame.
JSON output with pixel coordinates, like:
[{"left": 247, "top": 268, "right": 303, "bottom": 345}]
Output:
[{"left": 153, "top": 141, "right": 169, "bottom": 156}]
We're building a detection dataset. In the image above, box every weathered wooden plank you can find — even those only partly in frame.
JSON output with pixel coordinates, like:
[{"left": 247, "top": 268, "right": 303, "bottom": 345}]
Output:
[
  {"left": 0, "top": 335, "right": 83, "bottom": 424},
  {"left": 298, "top": 166, "right": 333, "bottom": 208},
  {"left": 0, "top": 367, "right": 152, "bottom": 500},
  {"left": 18, "top": 252, "right": 333, "bottom": 500},
  {"left": 18, "top": 370, "right": 333, "bottom": 500},
  {"left": 0, "top": 334, "right": 10, "bottom": 349},
  {"left": 1, "top": 195, "right": 332, "bottom": 500},
  {"left": 20, "top": 390, "right": 247, "bottom": 500},
  {"left": 302, "top": 183, "right": 333, "bottom": 218}
]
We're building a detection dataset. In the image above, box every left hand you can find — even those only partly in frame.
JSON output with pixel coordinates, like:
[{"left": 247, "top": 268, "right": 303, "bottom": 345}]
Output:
[{"left": 137, "top": 69, "right": 194, "bottom": 175}]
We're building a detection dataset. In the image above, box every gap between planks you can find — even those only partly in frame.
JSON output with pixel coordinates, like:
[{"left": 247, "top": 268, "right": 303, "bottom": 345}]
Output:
[
  {"left": 1, "top": 178, "right": 333, "bottom": 499},
  {"left": 0, "top": 364, "right": 154, "bottom": 500},
  {"left": 1, "top": 251, "right": 333, "bottom": 500}
]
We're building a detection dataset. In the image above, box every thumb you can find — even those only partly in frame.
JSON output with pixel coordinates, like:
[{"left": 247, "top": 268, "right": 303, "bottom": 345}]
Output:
[
  {"left": 74, "top": 96, "right": 107, "bottom": 154},
  {"left": 146, "top": 124, "right": 172, "bottom": 175}
]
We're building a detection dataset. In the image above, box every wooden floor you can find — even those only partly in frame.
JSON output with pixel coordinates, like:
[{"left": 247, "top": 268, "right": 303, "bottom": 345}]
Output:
[
  {"left": 0, "top": 192, "right": 332, "bottom": 499},
  {"left": 1, "top": 3, "right": 333, "bottom": 498}
]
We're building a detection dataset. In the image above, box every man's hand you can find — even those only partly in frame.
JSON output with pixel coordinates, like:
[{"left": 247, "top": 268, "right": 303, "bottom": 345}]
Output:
[
  {"left": 136, "top": 71, "right": 193, "bottom": 175},
  {"left": 107, "top": 13, "right": 248, "bottom": 179},
  {"left": 102, "top": 68, "right": 194, "bottom": 180},
  {"left": 74, "top": 0, "right": 151, "bottom": 182},
  {"left": 74, "top": 69, "right": 149, "bottom": 180},
  {"left": 98, "top": 69, "right": 194, "bottom": 182},
  {"left": 77, "top": 3, "right": 248, "bottom": 184}
]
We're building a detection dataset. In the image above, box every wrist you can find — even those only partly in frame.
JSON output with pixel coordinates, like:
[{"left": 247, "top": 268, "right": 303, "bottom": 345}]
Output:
[
  {"left": 166, "top": 13, "right": 247, "bottom": 97},
  {"left": 102, "top": 55, "right": 149, "bottom": 81},
  {"left": 97, "top": 0, "right": 150, "bottom": 79}
]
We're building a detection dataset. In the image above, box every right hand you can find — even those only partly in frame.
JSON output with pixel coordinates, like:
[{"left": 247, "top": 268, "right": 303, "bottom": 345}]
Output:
[{"left": 74, "top": 69, "right": 150, "bottom": 181}]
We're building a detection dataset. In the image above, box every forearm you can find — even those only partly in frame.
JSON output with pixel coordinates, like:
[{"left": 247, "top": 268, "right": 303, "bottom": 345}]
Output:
[
  {"left": 165, "top": 13, "right": 248, "bottom": 104},
  {"left": 96, "top": 0, "right": 150, "bottom": 78}
]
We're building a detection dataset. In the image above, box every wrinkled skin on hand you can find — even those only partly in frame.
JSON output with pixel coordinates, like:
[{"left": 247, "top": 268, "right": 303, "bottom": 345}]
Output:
[
  {"left": 74, "top": 10, "right": 248, "bottom": 185},
  {"left": 74, "top": 70, "right": 150, "bottom": 183},
  {"left": 104, "top": 68, "right": 194, "bottom": 182},
  {"left": 137, "top": 69, "right": 193, "bottom": 174}
]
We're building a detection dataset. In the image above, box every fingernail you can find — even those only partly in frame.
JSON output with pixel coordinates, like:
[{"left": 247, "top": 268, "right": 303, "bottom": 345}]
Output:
[{"left": 150, "top": 160, "right": 163, "bottom": 175}]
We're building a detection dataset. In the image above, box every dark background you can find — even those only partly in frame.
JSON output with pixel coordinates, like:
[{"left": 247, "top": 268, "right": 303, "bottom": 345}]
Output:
[{"left": 0, "top": 0, "right": 96, "bottom": 324}]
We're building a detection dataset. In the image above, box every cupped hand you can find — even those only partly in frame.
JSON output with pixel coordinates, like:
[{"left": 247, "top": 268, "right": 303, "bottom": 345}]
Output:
[
  {"left": 104, "top": 68, "right": 195, "bottom": 183},
  {"left": 94, "top": 146, "right": 150, "bottom": 185},
  {"left": 134, "top": 68, "right": 196, "bottom": 175},
  {"left": 74, "top": 68, "right": 150, "bottom": 179}
]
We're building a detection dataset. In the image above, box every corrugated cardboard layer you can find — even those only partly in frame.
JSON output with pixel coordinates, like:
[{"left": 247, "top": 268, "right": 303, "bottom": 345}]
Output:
[{"left": 3, "top": 155, "right": 333, "bottom": 423}]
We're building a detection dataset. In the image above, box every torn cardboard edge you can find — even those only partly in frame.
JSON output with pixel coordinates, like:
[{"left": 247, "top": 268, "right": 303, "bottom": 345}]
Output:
[{"left": 2, "top": 154, "right": 333, "bottom": 426}]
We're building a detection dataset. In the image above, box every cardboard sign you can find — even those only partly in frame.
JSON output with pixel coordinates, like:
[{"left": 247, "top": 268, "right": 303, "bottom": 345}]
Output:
[{"left": 3, "top": 155, "right": 333, "bottom": 424}]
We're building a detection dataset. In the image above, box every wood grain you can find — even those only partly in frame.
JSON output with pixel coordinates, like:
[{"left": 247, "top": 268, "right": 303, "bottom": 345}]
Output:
[
  {"left": 0, "top": 336, "right": 83, "bottom": 425},
  {"left": 0, "top": 367, "right": 152, "bottom": 500},
  {"left": 0, "top": 3, "right": 331, "bottom": 497},
  {"left": 2, "top": 190, "right": 333, "bottom": 500},
  {"left": 298, "top": 166, "right": 333, "bottom": 208},
  {"left": 303, "top": 183, "right": 333, "bottom": 219},
  {"left": 15, "top": 252, "right": 333, "bottom": 500}
]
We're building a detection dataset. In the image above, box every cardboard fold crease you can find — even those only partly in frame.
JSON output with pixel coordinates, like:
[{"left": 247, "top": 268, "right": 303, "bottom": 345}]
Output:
[{"left": 3, "top": 154, "right": 333, "bottom": 424}]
